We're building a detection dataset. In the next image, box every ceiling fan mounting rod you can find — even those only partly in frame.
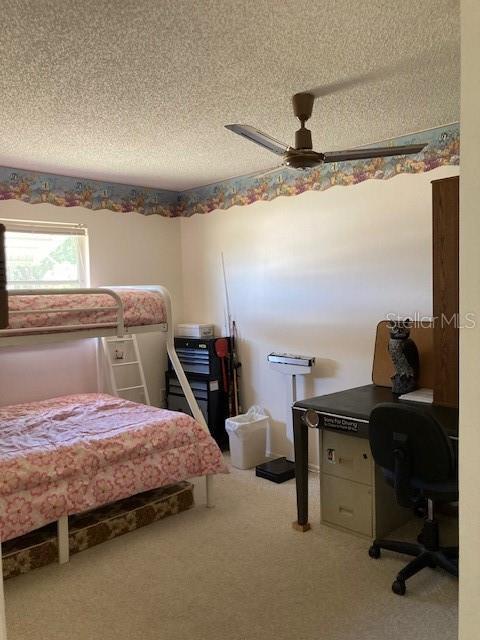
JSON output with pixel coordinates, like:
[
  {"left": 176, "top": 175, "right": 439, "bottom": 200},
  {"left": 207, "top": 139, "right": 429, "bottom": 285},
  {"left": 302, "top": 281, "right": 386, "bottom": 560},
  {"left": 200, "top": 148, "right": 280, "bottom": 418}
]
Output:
[{"left": 292, "top": 92, "right": 315, "bottom": 150}]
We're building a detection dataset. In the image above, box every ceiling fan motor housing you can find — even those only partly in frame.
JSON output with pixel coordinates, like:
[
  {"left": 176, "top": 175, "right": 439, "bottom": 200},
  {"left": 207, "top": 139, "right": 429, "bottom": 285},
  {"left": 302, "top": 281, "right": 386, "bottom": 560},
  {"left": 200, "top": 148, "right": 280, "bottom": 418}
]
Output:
[
  {"left": 295, "top": 126, "right": 313, "bottom": 150},
  {"left": 292, "top": 93, "right": 315, "bottom": 151},
  {"left": 284, "top": 149, "right": 325, "bottom": 170}
]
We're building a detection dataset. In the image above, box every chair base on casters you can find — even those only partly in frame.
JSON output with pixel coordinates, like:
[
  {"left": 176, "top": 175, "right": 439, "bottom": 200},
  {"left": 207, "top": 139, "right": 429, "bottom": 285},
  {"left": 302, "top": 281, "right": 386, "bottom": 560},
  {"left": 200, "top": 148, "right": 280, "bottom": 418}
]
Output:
[{"left": 368, "top": 517, "right": 458, "bottom": 595}]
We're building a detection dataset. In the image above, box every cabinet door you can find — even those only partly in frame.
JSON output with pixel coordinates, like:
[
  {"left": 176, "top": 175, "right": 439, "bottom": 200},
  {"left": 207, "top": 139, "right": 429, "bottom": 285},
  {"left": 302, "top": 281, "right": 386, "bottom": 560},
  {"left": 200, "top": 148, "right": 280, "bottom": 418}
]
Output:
[
  {"left": 432, "top": 175, "right": 459, "bottom": 407},
  {"left": 322, "top": 431, "right": 373, "bottom": 485}
]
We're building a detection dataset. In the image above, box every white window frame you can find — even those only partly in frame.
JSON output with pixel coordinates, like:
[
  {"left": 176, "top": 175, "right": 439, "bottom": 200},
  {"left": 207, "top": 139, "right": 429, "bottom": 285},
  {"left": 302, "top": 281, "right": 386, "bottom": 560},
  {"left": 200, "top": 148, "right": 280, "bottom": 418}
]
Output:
[{"left": 0, "top": 218, "right": 90, "bottom": 289}]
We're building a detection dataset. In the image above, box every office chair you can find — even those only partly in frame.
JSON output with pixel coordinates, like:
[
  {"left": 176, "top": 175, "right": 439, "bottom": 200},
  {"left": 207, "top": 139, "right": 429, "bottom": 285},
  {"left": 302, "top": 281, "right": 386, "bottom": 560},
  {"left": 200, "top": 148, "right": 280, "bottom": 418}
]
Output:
[{"left": 368, "top": 402, "right": 458, "bottom": 595}]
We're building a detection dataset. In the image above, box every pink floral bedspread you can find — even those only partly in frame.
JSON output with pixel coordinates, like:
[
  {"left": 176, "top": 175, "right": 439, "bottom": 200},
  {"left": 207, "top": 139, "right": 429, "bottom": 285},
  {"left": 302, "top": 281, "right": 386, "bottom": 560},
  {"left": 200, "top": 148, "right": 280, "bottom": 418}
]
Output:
[
  {"left": 0, "top": 393, "right": 227, "bottom": 542},
  {"left": 5, "top": 289, "right": 166, "bottom": 333}
]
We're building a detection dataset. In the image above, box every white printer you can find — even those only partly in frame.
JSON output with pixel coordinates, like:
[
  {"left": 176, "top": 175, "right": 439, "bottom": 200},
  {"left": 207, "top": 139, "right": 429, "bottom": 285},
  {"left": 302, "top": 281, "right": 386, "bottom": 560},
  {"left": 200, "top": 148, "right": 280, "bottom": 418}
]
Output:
[{"left": 176, "top": 323, "right": 214, "bottom": 338}]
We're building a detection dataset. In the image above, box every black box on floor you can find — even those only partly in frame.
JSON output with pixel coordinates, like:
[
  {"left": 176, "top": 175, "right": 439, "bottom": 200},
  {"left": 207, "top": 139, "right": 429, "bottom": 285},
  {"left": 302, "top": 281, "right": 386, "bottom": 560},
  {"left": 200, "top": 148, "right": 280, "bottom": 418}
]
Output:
[{"left": 255, "top": 457, "right": 295, "bottom": 483}]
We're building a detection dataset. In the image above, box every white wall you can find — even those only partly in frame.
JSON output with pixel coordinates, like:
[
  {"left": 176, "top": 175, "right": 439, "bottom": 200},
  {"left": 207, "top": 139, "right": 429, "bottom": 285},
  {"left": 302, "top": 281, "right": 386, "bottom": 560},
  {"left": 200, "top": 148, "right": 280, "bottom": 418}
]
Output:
[
  {"left": 0, "top": 200, "right": 183, "bottom": 407},
  {"left": 181, "top": 165, "right": 459, "bottom": 467},
  {"left": 459, "top": 1, "right": 480, "bottom": 637},
  {"left": 0, "top": 164, "right": 461, "bottom": 468}
]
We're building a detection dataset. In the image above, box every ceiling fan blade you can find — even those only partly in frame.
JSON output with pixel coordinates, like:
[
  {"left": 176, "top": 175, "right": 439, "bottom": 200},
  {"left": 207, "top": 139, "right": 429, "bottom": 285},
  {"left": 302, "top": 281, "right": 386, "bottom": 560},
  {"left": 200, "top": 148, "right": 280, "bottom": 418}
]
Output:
[
  {"left": 322, "top": 143, "right": 426, "bottom": 163},
  {"left": 225, "top": 124, "right": 290, "bottom": 156},
  {"left": 222, "top": 165, "right": 285, "bottom": 184},
  {"left": 309, "top": 44, "right": 457, "bottom": 99},
  {"left": 240, "top": 165, "right": 285, "bottom": 180}
]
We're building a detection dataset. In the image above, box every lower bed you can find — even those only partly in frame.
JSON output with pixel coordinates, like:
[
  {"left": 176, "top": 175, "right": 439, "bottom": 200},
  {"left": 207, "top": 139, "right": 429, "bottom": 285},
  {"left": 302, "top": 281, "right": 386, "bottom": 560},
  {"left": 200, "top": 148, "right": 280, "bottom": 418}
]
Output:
[
  {"left": 0, "top": 393, "right": 227, "bottom": 542},
  {"left": 2, "top": 482, "right": 194, "bottom": 580}
]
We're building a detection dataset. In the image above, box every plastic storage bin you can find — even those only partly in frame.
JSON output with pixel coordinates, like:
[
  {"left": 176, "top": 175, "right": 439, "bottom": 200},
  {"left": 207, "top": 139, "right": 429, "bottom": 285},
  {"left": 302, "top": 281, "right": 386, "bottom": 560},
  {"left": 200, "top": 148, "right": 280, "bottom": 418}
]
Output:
[{"left": 225, "top": 406, "right": 269, "bottom": 469}]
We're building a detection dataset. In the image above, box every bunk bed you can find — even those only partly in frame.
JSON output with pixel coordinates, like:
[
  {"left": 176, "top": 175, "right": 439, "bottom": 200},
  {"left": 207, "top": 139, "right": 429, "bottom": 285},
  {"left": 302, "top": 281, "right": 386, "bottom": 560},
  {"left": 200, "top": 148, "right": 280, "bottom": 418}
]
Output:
[
  {"left": 0, "top": 226, "right": 224, "bottom": 639},
  {"left": 2, "top": 286, "right": 166, "bottom": 344}
]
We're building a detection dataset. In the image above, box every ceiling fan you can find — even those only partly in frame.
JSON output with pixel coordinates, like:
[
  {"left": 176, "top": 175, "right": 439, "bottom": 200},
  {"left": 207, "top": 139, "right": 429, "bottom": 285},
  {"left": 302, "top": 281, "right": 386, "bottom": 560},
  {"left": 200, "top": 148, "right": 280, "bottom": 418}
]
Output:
[{"left": 225, "top": 93, "right": 426, "bottom": 171}]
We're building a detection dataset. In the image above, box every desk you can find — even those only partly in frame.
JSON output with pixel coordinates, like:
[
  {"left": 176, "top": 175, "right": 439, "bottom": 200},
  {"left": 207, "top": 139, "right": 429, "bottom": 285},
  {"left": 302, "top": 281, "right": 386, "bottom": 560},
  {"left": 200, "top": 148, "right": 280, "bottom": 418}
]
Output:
[{"left": 292, "top": 384, "right": 459, "bottom": 534}]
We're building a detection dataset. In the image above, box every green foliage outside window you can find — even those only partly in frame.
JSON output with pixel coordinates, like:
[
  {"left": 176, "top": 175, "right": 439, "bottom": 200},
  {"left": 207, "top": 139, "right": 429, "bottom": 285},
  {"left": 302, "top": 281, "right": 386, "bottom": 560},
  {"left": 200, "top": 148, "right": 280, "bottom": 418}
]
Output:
[{"left": 6, "top": 233, "right": 83, "bottom": 288}]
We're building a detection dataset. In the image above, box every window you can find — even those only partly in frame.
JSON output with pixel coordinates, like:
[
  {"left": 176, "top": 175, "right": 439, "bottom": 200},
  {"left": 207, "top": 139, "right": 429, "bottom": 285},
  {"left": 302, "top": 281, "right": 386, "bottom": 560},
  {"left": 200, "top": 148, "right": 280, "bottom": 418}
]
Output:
[{"left": 1, "top": 219, "right": 89, "bottom": 289}]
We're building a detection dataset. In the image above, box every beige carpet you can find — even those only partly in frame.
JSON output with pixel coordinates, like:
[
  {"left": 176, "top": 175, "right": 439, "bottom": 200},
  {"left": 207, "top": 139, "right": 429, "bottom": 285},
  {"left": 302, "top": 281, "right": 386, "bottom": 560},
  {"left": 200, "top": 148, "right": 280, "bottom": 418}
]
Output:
[{"left": 4, "top": 458, "right": 458, "bottom": 640}]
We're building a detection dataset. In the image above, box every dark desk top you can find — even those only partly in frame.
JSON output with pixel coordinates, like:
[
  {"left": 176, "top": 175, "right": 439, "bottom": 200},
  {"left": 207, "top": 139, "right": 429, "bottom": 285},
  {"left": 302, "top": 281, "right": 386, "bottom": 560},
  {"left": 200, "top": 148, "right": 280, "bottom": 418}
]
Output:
[{"left": 294, "top": 384, "right": 458, "bottom": 439}]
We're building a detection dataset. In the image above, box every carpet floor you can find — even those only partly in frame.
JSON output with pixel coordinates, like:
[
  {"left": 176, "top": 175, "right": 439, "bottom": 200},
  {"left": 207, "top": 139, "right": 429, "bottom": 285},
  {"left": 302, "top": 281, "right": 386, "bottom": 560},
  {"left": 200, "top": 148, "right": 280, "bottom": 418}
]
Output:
[{"left": 4, "top": 458, "right": 458, "bottom": 640}]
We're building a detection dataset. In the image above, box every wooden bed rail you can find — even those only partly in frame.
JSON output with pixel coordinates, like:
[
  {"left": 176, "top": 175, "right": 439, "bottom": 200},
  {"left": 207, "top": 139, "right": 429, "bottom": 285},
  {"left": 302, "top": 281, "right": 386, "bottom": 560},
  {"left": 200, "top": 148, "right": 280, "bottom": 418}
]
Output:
[{"left": 0, "top": 549, "right": 5, "bottom": 640}]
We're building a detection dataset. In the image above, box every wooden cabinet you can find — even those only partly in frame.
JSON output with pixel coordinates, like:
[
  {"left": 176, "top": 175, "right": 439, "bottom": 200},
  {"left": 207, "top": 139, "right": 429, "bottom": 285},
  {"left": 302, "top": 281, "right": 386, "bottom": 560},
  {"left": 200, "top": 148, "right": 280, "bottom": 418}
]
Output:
[{"left": 432, "top": 176, "right": 459, "bottom": 407}]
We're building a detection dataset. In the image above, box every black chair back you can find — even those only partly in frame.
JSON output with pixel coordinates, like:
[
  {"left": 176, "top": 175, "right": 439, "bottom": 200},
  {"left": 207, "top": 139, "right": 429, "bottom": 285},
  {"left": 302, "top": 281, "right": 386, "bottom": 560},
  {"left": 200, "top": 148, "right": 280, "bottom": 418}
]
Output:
[{"left": 369, "top": 403, "right": 455, "bottom": 506}]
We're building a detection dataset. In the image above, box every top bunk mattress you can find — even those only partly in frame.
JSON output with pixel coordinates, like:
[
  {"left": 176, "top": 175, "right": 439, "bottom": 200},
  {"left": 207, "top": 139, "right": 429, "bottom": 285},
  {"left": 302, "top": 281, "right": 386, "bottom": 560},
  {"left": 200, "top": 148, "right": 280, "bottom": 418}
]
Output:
[{"left": 4, "top": 288, "right": 166, "bottom": 334}]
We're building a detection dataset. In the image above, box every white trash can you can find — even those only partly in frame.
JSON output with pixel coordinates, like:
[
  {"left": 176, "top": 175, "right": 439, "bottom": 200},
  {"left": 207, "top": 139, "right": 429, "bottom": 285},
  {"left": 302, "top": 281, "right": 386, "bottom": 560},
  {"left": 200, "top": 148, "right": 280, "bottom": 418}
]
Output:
[{"left": 225, "top": 406, "right": 269, "bottom": 469}]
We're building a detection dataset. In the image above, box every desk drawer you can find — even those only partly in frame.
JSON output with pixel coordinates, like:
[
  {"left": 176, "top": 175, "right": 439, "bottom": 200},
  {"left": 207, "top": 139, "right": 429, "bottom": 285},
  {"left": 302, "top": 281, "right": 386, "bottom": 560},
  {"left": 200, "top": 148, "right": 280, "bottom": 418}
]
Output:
[
  {"left": 322, "top": 431, "right": 373, "bottom": 485},
  {"left": 321, "top": 474, "right": 373, "bottom": 537}
]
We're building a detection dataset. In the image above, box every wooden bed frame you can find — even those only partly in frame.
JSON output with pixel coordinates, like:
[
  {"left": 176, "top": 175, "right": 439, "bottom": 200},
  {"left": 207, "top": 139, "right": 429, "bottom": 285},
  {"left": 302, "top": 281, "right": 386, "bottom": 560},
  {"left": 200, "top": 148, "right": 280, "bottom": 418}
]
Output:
[{"left": 0, "top": 228, "right": 215, "bottom": 639}]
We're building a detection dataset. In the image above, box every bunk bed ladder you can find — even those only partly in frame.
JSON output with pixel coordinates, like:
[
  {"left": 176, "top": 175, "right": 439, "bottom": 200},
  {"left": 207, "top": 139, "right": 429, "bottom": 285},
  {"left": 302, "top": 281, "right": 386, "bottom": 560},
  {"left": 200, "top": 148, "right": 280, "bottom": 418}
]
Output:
[{"left": 102, "top": 335, "right": 151, "bottom": 405}]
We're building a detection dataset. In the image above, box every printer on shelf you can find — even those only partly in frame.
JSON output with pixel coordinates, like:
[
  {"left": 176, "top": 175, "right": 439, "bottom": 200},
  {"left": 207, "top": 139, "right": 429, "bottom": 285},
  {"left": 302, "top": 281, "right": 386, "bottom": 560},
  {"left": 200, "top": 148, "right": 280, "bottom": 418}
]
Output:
[{"left": 175, "top": 323, "right": 214, "bottom": 338}]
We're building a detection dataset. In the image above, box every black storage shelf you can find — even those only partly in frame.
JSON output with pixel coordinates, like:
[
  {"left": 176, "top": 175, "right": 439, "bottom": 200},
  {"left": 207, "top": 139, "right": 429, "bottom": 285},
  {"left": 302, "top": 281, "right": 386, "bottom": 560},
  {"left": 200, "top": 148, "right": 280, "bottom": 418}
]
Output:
[{"left": 166, "top": 337, "right": 230, "bottom": 449}]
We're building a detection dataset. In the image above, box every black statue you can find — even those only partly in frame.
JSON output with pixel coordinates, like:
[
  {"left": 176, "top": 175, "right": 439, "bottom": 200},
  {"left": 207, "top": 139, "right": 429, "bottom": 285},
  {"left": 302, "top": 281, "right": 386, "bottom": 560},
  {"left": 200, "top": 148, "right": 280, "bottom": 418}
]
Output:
[{"left": 388, "top": 319, "right": 419, "bottom": 395}]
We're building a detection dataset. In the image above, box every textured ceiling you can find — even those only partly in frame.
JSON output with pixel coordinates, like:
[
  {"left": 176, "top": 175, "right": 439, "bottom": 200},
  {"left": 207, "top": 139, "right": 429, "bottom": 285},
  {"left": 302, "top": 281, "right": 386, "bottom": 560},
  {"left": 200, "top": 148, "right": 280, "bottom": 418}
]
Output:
[{"left": 0, "top": 0, "right": 460, "bottom": 190}]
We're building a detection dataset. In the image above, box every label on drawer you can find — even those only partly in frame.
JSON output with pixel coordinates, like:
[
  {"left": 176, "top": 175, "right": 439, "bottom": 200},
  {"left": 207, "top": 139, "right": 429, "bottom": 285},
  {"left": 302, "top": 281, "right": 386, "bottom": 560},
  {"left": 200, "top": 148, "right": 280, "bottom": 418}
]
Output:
[
  {"left": 321, "top": 414, "right": 359, "bottom": 432},
  {"left": 326, "top": 448, "right": 336, "bottom": 463}
]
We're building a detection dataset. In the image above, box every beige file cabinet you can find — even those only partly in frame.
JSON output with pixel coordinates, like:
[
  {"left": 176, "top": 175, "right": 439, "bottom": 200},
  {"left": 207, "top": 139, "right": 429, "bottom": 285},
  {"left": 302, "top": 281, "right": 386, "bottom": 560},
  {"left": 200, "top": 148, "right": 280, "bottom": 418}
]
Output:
[{"left": 319, "top": 430, "right": 410, "bottom": 539}]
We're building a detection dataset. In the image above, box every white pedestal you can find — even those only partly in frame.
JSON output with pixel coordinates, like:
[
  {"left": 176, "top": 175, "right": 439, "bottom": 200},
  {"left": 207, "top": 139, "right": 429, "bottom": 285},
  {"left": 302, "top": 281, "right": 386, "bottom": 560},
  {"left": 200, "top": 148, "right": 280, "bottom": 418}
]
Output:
[{"left": 268, "top": 356, "right": 314, "bottom": 461}]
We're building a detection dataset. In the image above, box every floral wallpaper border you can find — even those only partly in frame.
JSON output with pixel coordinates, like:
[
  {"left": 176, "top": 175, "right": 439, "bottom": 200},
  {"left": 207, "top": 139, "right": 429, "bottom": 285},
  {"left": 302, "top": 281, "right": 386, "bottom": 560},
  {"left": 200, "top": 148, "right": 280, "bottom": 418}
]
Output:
[
  {"left": 0, "top": 168, "right": 179, "bottom": 217},
  {"left": 180, "top": 122, "right": 459, "bottom": 216},
  {"left": 0, "top": 123, "right": 459, "bottom": 218}
]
